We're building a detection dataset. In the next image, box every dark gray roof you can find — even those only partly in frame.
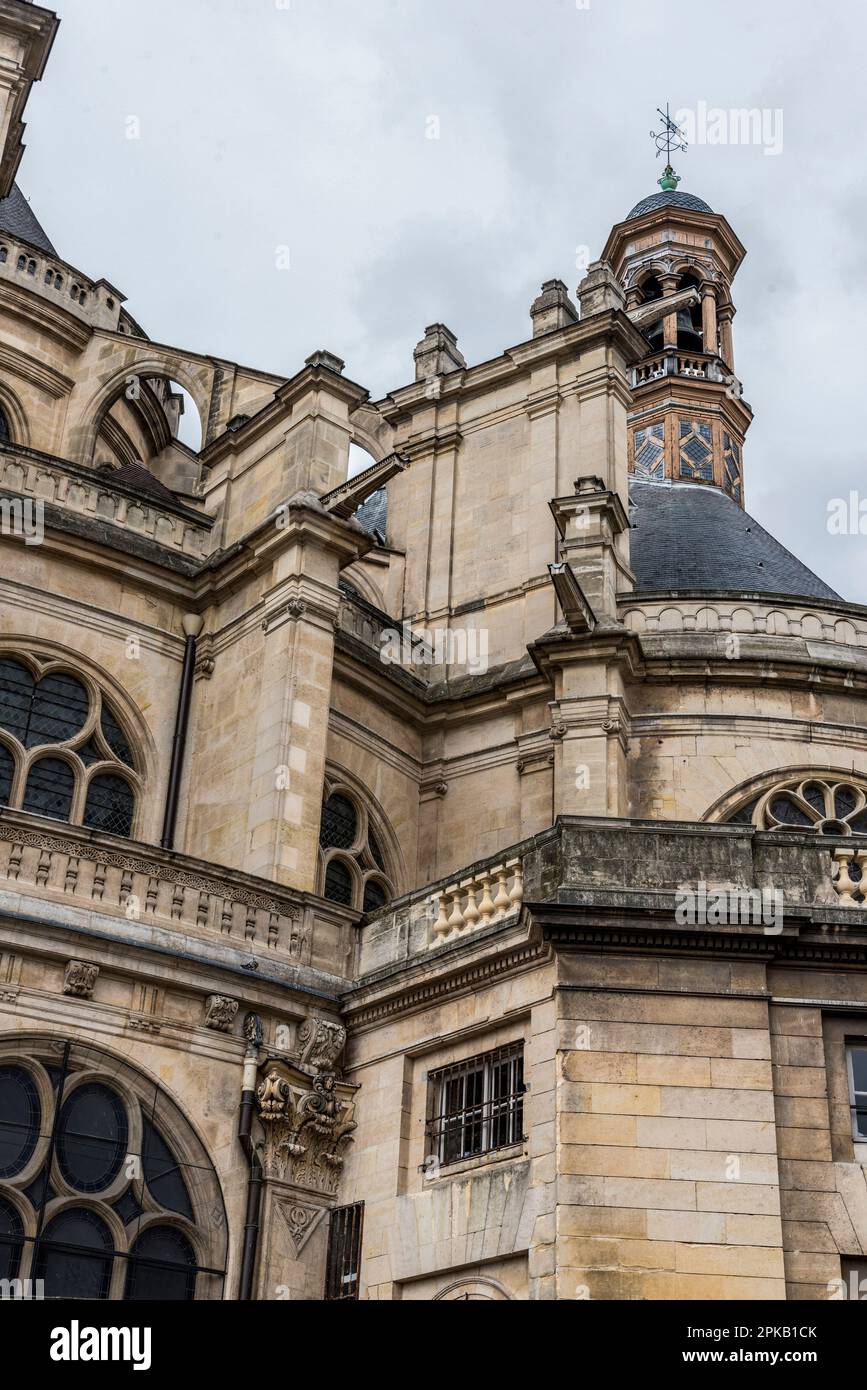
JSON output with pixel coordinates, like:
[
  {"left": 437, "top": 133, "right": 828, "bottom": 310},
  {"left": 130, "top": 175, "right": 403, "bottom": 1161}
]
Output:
[
  {"left": 354, "top": 487, "right": 388, "bottom": 544},
  {"left": 0, "top": 183, "right": 56, "bottom": 254},
  {"left": 626, "top": 189, "right": 713, "bottom": 221},
  {"left": 107, "top": 460, "right": 177, "bottom": 504},
  {"left": 629, "top": 480, "right": 839, "bottom": 600}
]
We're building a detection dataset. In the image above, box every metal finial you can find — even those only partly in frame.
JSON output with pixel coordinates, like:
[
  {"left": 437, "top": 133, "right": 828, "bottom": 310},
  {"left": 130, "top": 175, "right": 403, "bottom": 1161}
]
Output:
[{"left": 649, "top": 103, "right": 688, "bottom": 190}]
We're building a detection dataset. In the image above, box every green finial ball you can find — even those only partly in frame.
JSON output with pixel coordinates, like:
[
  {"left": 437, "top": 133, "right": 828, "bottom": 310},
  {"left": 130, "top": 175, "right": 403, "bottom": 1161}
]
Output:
[{"left": 658, "top": 164, "right": 681, "bottom": 192}]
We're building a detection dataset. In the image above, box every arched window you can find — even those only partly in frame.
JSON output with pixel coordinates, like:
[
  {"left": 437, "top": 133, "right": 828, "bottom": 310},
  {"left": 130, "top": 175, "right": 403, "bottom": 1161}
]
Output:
[
  {"left": 0, "top": 1042, "right": 226, "bottom": 1300},
  {"left": 676, "top": 271, "right": 704, "bottom": 352},
  {"left": 0, "top": 655, "right": 139, "bottom": 836},
  {"left": 318, "top": 781, "right": 396, "bottom": 913},
  {"left": 719, "top": 775, "right": 867, "bottom": 837},
  {"left": 34, "top": 1209, "right": 114, "bottom": 1301},
  {"left": 0, "top": 406, "right": 10, "bottom": 444}
]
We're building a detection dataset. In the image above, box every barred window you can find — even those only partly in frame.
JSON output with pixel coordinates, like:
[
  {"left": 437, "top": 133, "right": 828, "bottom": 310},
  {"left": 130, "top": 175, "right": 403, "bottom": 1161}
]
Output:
[
  {"left": 318, "top": 779, "right": 395, "bottom": 913},
  {"left": 0, "top": 655, "right": 139, "bottom": 837},
  {"left": 325, "top": 1203, "right": 364, "bottom": 1300},
  {"left": 426, "top": 1043, "right": 525, "bottom": 1169}
]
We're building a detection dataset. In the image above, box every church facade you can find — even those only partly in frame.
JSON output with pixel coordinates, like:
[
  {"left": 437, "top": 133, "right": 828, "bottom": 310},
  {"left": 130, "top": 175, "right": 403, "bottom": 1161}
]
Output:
[{"left": 2, "top": 0, "right": 867, "bottom": 1303}]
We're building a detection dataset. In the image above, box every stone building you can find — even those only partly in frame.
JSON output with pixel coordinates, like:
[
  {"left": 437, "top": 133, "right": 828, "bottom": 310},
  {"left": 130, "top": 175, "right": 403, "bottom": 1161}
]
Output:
[{"left": 1, "top": 0, "right": 867, "bottom": 1304}]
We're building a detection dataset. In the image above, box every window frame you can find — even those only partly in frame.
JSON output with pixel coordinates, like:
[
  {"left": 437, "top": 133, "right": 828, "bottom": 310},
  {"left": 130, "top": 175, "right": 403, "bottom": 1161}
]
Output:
[
  {"left": 846, "top": 1042, "right": 867, "bottom": 1142},
  {"left": 317, "top": 778, "right": 396, "bottom": 913}
]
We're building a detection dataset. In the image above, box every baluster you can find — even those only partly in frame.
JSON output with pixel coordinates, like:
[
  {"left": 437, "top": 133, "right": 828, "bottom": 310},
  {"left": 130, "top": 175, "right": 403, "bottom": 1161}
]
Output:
[
  {"left": 93, "top": 864, "right": 105, "bottom": 901},
  {"left": 462, "top": 879, "right": 480, "bottom": 932},
  {"left": 508, "top": 859, "right": 524, "bottom": 912},
  {"left": 197, "top": 892, "right": 209, "bottom": 928},
  {"left": 36, "top": 850, "right": 51, "bottom": 886},
  {"left": 492, "top": 866, "right": 511, "bottom": 920},
  {"left": 833, "top": 850, "right": 857, "bottom": 905},
  {"left": 7, "top": 845, "right": 22, "bottom": 881},
  {"left": 245, "top": 908, "right": 257, "bottom": 942},
  {"left": 268, "top": 912, "right": 280, "bottom": 948},
  {"left": 478, "top": 875, "right": 496, "bottom": 924},
  {"left": 447, "top": 886, "right": 465, "bottom": 935},
  {"left": 221, "top": 900, "right": 233, "bottom": 935},
  {"left": 432, "top": 891, "right": 451, "bottom": 943},
  {"left": 171, "top": 885, "right": 184, "bottom": 920},
  {"left": 120, "top": 869, "right": 133, "bottom": 908},
  {"left": 65, "top": 856, "right": 79, "bottom": 893},
  {"left": 146, "top": 877, "right": 158, "bottom": 915}
]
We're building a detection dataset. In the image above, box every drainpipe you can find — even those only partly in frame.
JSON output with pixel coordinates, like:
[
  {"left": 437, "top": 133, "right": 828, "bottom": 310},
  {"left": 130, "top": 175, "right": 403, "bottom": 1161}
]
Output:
[
  {"left": 161, "top": 612, "right": 203, "bottom": 850},
  {"left": 238, "top": 1018, "right": 263, "bottom": 1302}
]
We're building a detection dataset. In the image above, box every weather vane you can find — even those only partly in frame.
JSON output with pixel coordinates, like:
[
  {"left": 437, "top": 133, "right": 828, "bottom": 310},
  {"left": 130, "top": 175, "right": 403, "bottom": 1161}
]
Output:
[{"left": 650, "top": 103, "right": 687, "bottom": 192}]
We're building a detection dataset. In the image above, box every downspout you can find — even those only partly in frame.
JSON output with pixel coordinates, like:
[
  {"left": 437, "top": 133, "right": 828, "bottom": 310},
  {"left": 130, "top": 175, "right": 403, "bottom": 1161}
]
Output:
[
  {"left": 238, "top": 1016, "right": 263, "bottom": 1301},
  {"left": 161, "top": 612, "right": 203, "bottom": 850}
]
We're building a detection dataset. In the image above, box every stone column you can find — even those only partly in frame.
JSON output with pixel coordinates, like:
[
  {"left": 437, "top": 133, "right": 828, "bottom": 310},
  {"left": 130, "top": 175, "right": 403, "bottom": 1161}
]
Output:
[{"left": 701, "top": 284, "right": 719, "bottom": 357}]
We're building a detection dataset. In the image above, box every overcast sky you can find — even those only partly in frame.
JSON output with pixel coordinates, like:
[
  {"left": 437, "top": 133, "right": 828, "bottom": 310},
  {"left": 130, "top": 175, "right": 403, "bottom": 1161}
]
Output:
[{"left": 15, "top": 0, "right": 867, "bottom": 600}]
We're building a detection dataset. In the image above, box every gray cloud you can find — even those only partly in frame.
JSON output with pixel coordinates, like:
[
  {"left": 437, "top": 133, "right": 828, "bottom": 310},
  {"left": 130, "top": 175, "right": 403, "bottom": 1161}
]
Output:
[{"left": 17, "top": 0, "right": 867, "bottom": 598}]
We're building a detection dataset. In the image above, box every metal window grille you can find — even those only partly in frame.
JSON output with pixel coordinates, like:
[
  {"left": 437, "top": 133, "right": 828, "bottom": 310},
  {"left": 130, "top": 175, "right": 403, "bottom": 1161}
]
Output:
[
  {"left": 426, "top": 1043, "right": 524, "bottom": 1168},
  {"left": 325, "top": 1202, "right": 364, "bottom": 1300}
]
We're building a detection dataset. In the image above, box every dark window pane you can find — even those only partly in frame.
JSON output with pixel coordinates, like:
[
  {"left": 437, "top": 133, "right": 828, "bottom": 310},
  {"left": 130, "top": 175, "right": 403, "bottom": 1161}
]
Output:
[
  {"left": 83, "top": 774, "right": 134, "bottom": 837},
  {"left": 142, "top": 1118, "right": 193, "bottom": 1220},
  {"left": 57, "top": 1083, "right": 127, "bottom": 1193},
  {"left": 319, "top": 794, "right": 358, "bottom": 850},
  {"left": 24, "top": 1169, "right": 56, "bottom": 1214},
  {"left": 851, "top": 1047, "right": 867, "bottom": 1095},
  {"left": 769, "top": 797, "right": 813, "bottom": 827},
  {"left": 0, "top": 743, "right": 13, "bottom": 805},
  {"left": 74, "top": 739, "right": 103, "bottom": 767},
  {"left": 802, "top": 782, "right": 828, "bottom": 814},
  {"left": 22, "top": 757, "right": 75, "bottom": 822},
  {"left": 0, "top": 1065, "right": 40, "bottom": 1178},
  {"left": 0, "top": 407, "right": 10, "bottom": 443},
  {"left": 324, "top": 858, "right": 354, "bottom": 906},
  {"left": 125, "top": 1227, "right": 196, "bottom": 1302},
  {"left": 27, "top": 672, "right": 90, "bottom": 747},
  {"left": 0, "top": 660, "right": 34, "bottom": 743},
  {"left": 101, "top": 704, "right": 134, "bottom": 767},
  {"left": 113, "top": 1186, "right": 144, "bottom": 1227},
  {"left": 367, "top": 829, "right": 386, "bottom": 871},
  {"left": 0, "top": 1196, "right": 22, "bottom": 1282},
  {"left": 363, "top": 880, "right": 387, "bottom": 914},
  {"left": 836, "top": 786, "right": 859, "bottom": 819},
  {"left": 35, "top": 1208, "right": 113, "bottom": 1300},
  {"left": 728, "top": 797, "right": 759, "bottom": 826}
]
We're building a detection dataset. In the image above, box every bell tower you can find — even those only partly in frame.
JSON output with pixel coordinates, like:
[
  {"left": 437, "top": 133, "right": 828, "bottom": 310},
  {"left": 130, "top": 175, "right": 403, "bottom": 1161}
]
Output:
[{"left": 602, "top": 107, "right": 753, "bottom": 505}]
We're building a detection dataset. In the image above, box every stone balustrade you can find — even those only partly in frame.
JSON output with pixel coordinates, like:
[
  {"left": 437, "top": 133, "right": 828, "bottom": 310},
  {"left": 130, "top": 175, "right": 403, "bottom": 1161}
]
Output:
[
  {"left": 831, "top": 848, "right": 867, "bottom": 906},
  {"left": 0, "top": 232, "right": 124, "bottom": 332},
  {"left": 429, "top": 857, "right": 524, "bottom": 947},
  {"left": 632, "top": 351, "right": 719, "bottom": 388},
  {"left": 621, "top": 596, "right": 867, "bottom": 647},
  {"left": 0, "top": 444, "right": 213, "bottom": 558},
  {"left": 0, "top": 810, "right": 349, "bottom": 969}
]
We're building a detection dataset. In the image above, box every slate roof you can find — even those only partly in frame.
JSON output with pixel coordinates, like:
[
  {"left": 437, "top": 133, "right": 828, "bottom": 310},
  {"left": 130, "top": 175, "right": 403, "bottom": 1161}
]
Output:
[
  {"left": 626, "top": 189, "right": 713, "bottom": 221},
  {"left": 629, "top": 480, "right": 839, "bottom": 600},
  {"left": 0, "top": 183, "right": 56, "bottom": 254},
  {"left": 354, "top": 487, "right": 388, "bottom": 544},
  {"left": 109, "top": 461, "right": 177, "bottom": 505}
]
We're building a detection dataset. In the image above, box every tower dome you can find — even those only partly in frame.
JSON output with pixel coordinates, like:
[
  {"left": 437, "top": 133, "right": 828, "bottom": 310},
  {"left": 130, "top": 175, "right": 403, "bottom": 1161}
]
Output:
[{"left": 626, "top": 188, "right": 713, "bottom": 221}]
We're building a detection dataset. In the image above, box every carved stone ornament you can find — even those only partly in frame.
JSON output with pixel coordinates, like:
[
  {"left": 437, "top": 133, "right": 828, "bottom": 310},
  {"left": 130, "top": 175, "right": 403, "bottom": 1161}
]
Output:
[
  {"left": 548, "top": 720, "right": 567, "bottom": 741},
  {"left": 298, "top": 1018, "right": 347, "bottom": 1074},
  {"left": 275, "top": 1198, "right": 327, "bottom": 1256},
  {"left": 256, "top": 1068, "right": 357, "bottom": 1195},
  {"left": 203, "top": 995, "right": 239, "bottom": 1032},
  {"left": 63, "top": 960, "right": 99, "bottom": 999}
]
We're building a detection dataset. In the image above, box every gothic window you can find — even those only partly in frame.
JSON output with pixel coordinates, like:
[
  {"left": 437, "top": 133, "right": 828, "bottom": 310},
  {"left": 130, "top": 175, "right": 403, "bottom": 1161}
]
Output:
[
  {"left": 426, "top": 1043, "right": 525, "bottom": 1169},
  {"left": 0, "top": 406, "right": 10, "bottom": 443},
  {"left": 318, "top": 780, "right": 395, "bottom": 913},
  {"left": 633, "top": 422, "right": 665, "bottom": 481},
  {"left": 720, "top": 775, "right": 867, "bottom": 836},
  {"left": 0, "top": 1043, "right": 226, "bottom": 1300},
  {"left": 678, "top": 419, "right": 714, "bottom": 481},
  {"left": 0, "top": 655, "right": 139, "bottom": 836}
]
